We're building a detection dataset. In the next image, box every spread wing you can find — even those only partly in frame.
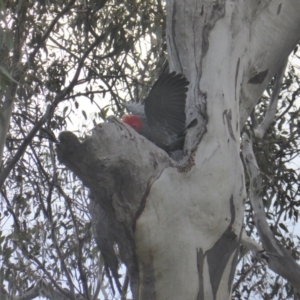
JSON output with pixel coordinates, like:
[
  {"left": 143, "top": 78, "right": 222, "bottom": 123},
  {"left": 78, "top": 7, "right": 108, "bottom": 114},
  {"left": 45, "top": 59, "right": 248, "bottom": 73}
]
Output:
[{"left": 144, "top": 70, "right": 189, "bottom": 135}]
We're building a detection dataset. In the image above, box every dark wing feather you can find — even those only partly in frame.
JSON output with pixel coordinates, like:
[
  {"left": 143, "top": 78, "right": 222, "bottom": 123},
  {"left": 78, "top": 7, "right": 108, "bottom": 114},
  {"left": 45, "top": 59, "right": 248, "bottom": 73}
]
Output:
[{"left": 144, "top": 71, "right": 189, "bottom": 135}]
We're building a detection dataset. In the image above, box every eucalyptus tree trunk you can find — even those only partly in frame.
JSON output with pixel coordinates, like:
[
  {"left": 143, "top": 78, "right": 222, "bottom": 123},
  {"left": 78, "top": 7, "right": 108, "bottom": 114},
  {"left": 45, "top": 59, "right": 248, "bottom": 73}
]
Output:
[{"left": 57, "top": 1, "right": 300, "bottom": 299}]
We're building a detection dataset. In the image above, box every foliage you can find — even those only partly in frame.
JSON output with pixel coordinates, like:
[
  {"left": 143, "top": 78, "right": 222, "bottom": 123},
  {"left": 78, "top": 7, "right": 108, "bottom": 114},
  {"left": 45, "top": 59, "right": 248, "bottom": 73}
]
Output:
[
  {"left": 233, "top": 50, "right": 300, "bottom": 300},
  {"left": 0, "top": 0, "right": 166, "bottom": 299}
]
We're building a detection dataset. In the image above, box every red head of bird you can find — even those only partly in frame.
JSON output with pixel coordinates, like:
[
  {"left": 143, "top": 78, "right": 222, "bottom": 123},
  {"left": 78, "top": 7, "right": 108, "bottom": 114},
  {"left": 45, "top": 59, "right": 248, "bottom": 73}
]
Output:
[{"left": 122, "top": 114, "right": 143, "bottom": 131}]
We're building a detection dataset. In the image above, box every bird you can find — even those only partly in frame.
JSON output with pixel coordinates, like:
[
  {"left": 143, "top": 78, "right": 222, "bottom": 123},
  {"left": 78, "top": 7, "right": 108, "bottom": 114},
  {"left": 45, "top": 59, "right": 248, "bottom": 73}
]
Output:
[{"left": 122, "top": 63, "right": 190, "bottom": 153}]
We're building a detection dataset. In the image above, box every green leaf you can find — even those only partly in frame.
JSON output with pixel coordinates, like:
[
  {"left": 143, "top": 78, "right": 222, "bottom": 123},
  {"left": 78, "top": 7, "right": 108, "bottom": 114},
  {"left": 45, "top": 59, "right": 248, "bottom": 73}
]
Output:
[
  {"left": 279, "top": 223, "right": 288, "bottom": 233},
  {"left": 63, "top": 106, "right": 68, "bottom": 117},
  {"left": 0, "top": 66, "right": 18, "bottom": 83}
]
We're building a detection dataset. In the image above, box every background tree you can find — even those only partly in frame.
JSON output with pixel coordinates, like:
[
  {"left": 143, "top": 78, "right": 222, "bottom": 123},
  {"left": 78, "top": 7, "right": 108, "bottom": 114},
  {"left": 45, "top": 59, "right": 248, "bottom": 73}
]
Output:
[{"left": 1, "top": 0, "right": 300, "bottom": 300}]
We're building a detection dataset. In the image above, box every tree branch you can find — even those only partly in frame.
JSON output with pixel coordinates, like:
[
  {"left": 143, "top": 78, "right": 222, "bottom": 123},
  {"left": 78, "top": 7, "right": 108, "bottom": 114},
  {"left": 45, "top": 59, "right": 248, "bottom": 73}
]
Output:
[
  {"left": 0, "top": 17, "right": 112, "bottom": 188},
  {"left": 91, "top": 256, "right": 105, "bottom": 300},
  {"left": 48, "top": 188, "right": 77, "bottom": 298},
  {"left": 10, "top": 279, "right": 87, "bottom": 300},
  {"left": 28, "top": 0, "right": 76, "bottom": 67},
  {"left": 0, "top": 105, "right": 52, "bottom": 188},
  {"left": 241, "top": 230, "right": 268, "bottom": 263},
  {"left": 253, "top": 60, "right": 287, "bottom": 138},
  {"left": 0, "top": 190, "right": 73, "bottom": 300},
  {"left": 242, "top": 133, "right": 300, "bottom": 292},
  {"left": 239, "top": 1, "right": 300, "bottom": 126},
  {"left": 275, "top": 86, "right": 300, "bottom": 121},
  {"left": 232, "top": 259, "right": 258, "bottom": 293}
]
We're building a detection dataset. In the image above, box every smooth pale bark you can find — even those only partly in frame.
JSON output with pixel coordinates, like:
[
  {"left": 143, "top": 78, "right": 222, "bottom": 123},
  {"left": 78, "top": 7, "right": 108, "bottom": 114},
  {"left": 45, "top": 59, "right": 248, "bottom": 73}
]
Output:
[
  {"left": 138, "top": 0, "right": 300, "bottom": 298},
  {"left": 57, "top": 1, "right": 300, "bottom": 300}
]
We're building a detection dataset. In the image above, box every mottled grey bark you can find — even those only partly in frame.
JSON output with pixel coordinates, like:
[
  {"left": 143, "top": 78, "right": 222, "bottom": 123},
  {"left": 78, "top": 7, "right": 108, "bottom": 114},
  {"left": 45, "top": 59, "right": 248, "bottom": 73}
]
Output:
[{"left": 57, "top": 118, "right": 174, "bottom": 298}]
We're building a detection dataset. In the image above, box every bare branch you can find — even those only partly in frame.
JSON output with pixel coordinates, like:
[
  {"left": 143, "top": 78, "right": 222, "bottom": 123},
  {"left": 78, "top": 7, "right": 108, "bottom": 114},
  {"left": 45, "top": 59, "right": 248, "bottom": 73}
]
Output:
[{"left": 242, "top": 133, "right": 300, "bottom": 292}]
